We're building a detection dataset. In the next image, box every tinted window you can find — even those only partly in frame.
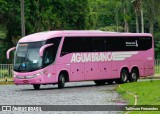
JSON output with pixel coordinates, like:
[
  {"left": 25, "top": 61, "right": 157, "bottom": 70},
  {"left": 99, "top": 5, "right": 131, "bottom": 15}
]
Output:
[
  {"left": 61, "top": 36, "right": 152, "bottom": 56},
  {"left": 61, "top": 37, "right": 92, "bottom": 56},
  {"left": 43, "top": 37, "right": 61, "bottom": 66},
  {"left": 92, "top": 38, "right": 106, "bottom": 52},
  {"left": 108, "top": 37, "right": 152, "bottom": 51}
]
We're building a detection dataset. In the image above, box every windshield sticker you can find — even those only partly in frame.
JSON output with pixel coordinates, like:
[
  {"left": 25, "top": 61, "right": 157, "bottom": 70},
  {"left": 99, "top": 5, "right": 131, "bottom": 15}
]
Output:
[
  {"left": 33, "top": 60, "right": 38, "bottom": 63},
  {"left": 20, "top": 44, "right": 28, "bottom": 46},
  {"left": 22, "top": 63, "right": 26, "bottom": 67}
]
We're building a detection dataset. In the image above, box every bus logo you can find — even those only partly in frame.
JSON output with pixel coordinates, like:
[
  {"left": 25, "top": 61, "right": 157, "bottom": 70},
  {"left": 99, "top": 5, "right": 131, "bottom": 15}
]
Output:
[{"left": 71, "top": 52, "right": 138, "bottom": 63}]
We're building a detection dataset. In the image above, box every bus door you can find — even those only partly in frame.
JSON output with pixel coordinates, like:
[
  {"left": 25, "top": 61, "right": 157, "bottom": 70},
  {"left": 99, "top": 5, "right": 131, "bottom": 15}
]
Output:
[{"left": 42, "top": 45, "right": 56, "bottom": 83}]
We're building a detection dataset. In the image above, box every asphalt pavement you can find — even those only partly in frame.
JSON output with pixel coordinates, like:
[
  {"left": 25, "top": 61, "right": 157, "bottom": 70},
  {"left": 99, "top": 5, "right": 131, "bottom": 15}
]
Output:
[{"left": 0, "top": 81, "right": 126, "bottom": 114}]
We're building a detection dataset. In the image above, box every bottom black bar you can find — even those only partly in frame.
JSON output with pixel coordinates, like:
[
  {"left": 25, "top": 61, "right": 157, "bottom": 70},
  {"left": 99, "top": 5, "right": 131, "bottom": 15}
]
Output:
[{"left": 0, "top": 105, "right": 159, "bottom": 111}]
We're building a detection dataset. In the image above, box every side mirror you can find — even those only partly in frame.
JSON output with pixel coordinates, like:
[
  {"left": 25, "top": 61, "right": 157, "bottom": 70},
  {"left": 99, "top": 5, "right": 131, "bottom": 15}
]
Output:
[
  {"left": 6, "top": 47, "right": 16, "bottom": 59},
  {"left": 39, "top": 43, "right": 53, "bottom": 57}
]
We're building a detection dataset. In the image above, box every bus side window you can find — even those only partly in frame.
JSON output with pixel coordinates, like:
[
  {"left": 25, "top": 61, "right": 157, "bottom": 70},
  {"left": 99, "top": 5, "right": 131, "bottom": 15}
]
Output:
[
  {"left": 61, "top": 37, "right": 93, "bottom": 56},
  {"left": 44, "top": 37, "right": 61, "bottom": 65},
  {"left": 43, "top": 46, "right": 54, "bottom": 66},
  {"left": 61, "top": 38, "right": 72, "bottom": 56},
  {"left": 92, "top": 38, "right": 106, "bottom": 52}
]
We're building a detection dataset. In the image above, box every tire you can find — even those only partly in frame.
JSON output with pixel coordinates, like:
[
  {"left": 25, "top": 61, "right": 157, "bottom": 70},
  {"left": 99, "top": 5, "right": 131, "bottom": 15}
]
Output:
[
  {"left": 94, "top": 80, "right": 107, "bottom": 85},
  {"left": 116, "top": 69, "right": 129, "bottom": 84},
  {"left": 129, "top": 69, "right": 138, "bottom": 82},
  {"left": 106, "top": 80, "right": 114, "bottom": 84},
  {"left": 58, "top": 73, "right": 66, "bottom": 89},
  {"left": 33, "top": 84, "right": 40, "bottom": 90}
]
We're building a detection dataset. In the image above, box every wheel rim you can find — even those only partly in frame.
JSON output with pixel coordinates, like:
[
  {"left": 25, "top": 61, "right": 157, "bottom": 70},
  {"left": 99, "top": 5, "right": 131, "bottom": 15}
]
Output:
[
  {"left": 132, "top": 72, "right": 137, "bottom": 81},
  {"left": 122, "top": 72, "right": 127, "bottom": 82},
  {"left": 62, "top": 77, "right": 65, "bottom": 84}
]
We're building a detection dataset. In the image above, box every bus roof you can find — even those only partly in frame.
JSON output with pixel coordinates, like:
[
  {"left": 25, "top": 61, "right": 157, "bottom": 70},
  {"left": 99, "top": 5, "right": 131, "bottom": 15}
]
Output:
[{"left": 18, "top": 30, "right": 152, "bottom": 43}]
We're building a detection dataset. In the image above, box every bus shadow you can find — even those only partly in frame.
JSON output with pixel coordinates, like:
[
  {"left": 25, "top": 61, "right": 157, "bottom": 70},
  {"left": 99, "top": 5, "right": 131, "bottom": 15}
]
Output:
[{"left": 17, "top": 83, "right": 117, "bottom": 91}]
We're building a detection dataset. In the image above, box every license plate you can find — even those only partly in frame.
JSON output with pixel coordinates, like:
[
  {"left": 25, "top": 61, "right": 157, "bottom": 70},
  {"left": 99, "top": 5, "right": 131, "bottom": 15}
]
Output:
[{"left": 23, "top": 80, "right": 28, "bottom": 84}]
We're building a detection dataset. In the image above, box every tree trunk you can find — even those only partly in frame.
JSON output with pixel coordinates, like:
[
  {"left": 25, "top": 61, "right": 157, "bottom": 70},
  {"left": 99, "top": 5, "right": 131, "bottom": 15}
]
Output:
[
  {"left": 140, "top": 0, "right": 144, "bottom": 33},
  {"left": 124, "top": 20, "right": 129, "bottom": 32},
  {"left": 149, "top": 21, "right": 154, "bottom": 34},
  {"left": 135, "top": 12, "right": 139, "bottom": 33},
  {"left": 116, "top": 11, "right": 119, "bottom": 32},
  {"left": 124, "top": 7, "right": 129, "bottom": 32},
  {"left": 20, "top": 0, "right": 25, "bottom": 37}
]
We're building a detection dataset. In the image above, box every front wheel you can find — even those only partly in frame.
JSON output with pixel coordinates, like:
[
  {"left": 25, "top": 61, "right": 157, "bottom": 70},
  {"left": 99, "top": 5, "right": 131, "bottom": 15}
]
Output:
[
  {"left": 58, "top": 74, "right": 66, "bottom": 89},
  {"left": 33, "top": 84, "right": 40, "bottom": 90},
  {"left": 129, "top": 69, "right": 138, "bottom": 82}
]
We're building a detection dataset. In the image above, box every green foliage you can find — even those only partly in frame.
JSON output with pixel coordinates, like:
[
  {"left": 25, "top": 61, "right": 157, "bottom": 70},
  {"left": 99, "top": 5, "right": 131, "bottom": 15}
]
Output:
[
  {"left": 99, "top": 26, "right": 124, "bottom": 32},
  {"left": 0, "top": 42, "right": 11, "bottom": 64},
  {"left": 117, "top": 80, "right": 160, "bottom": 114},
  {"left": 153, "top": 31, "right": 160, "bottom": 59},
  {"left": 0, "top": 0, "right": 92, "bottom": 40},
  {"left": 1, "top": 0, "right": 160, "bottom": 62},
  {"left": 24, "top": 0, "right": 91, "bottom": 33},
  {"left": 0, "top": 25, "right": 6, "bottom": 38},
  {"left": 117, "top": 80, "right": 160, "bottom": 105},
  {"left": 0, "top": 0, "right": 92, "bottom": 63},
  {"left": 155, "top": 41, "right": 160, "bottom": 59}
]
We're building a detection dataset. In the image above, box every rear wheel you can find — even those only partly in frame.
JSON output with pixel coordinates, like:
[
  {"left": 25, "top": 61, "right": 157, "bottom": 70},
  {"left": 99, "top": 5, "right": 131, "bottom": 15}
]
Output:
[
  {"left": 58, "top": 73, "right": 66, "bottom": 89},
  {"left": 116, "top": 69, "right": 129, "bottom": 84},
  {"left": 33, "top": 84, "right": 40, "bottom": 90},
  {"left": 94, "top": 80, "right": 107, "bottom": 85},
  {"left": 129, "top": 69, "right": 138, "bottom": 82}
]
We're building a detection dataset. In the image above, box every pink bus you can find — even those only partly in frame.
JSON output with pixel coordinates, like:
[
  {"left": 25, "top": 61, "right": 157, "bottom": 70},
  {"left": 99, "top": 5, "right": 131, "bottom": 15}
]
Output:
[{"left": 7, "top": 31, "right": 154, "bottom": 89}]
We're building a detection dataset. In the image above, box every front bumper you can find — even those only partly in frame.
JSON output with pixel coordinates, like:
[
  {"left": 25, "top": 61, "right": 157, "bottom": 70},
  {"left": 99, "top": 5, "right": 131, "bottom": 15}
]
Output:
[{"left": 13, "top": 75, "right": 44, "bottom": 85}]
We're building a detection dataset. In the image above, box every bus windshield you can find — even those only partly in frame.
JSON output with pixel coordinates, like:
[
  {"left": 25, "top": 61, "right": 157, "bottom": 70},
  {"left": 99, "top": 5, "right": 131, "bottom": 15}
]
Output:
[{"left": 14, "top": 41, "right": 45, "bottom": 72}]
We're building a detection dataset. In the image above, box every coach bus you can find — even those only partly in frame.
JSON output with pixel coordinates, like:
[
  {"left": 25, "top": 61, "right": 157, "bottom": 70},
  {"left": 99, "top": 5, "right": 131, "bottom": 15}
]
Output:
[{"left": 7, "top": 30, "right": 154, "bottom": 89}]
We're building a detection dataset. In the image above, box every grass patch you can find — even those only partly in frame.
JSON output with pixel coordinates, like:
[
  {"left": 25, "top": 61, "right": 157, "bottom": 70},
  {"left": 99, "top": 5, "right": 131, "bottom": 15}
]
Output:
[
  {"left": 0, "top": 77, "right": 13, "bottom": 85},
  {"left": 0, "top": 81, "right": 13, "bottom": 85},
  {"left": 0, "top": 77, "right": 13, "bottom": 82},
  {"left": 117, "top": 80, "right": 160, "bottom": 114},
  {"left": 0, "top": 69, "right": 13, "bottom": 81}
]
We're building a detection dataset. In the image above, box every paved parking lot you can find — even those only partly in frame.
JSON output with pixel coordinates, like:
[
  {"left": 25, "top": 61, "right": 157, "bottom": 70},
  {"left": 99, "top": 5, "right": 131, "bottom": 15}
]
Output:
[{"left": 0, "top": 81, "right": 126, "bottom": 114}]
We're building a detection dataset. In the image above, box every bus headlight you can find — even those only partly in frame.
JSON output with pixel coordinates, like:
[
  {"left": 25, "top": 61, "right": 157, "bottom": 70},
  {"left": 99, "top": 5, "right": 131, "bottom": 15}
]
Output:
[
  {"left": 13, "top": 74, "right": 16, "bottom": 78},
  {"left": 32, "top": 71, "right": 45, "bottom": 77},
  {"left": 26, "top": 71, "right": 45, "bottom": 78}
]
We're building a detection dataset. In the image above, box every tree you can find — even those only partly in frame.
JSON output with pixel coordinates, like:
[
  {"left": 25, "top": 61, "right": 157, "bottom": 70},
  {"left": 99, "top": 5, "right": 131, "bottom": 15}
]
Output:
[
  {"left": 132, "top": 0, "right": 140, "bottom": 33},
  {"left": 0, "top": 0, "right": 92, "bottom": 63},
  {"left": 113, "top": 0, "right": 132, "bottom": 32},
  {"left": 143, "top": 0, "right": 160, "bottom": 33},
  {"left": 0, "top": 0, "right": 92, "bottom": 43}
]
